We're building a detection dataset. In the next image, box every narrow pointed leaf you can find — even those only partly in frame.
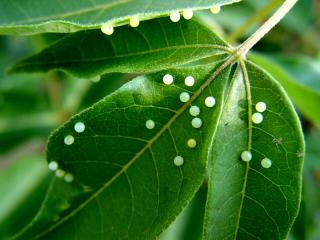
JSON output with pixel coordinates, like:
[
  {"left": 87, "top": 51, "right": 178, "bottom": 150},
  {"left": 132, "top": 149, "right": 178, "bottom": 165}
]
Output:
[
  {"left": 0, "top": 0, "right": 240, "bottom": 35},
  {"left": 14, "top": 62, "right": 232, "bottom": 239},
  {"left": 9, "top": 19, "right": 231, "bottom": 78},
  {"left": 203, "top": 61, "right": 304, "bottom": 239}
]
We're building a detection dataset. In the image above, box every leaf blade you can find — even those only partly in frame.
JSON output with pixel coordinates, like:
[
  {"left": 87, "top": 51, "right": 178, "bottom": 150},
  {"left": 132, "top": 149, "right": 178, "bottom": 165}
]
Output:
[
  {"left": 9, "top": 19, "right": 231, "bottom": 79},
  {"left": 15, "top": 62, "right": 232, "bottom": 239},
  {"left": 203, "top": 61, "right": 304, "bottom": 239},
  {"left": 0, "top": 0, "right": 241, "bottom": 35}
]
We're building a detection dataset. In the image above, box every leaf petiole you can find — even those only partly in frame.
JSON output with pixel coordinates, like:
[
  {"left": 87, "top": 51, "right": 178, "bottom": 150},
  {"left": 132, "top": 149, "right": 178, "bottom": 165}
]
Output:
[{"left": 235, "top": 0, "right": 297, "bottom": 57}]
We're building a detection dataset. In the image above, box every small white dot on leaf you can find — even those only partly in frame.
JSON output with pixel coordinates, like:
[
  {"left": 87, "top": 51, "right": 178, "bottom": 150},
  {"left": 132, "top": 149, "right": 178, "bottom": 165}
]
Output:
[
  {"left": 182, "top": 9, "right": 193, "bottom": 20},
  {"left": 185, "top": 76, "right": 195, "bottom": 87},
  {"left": 174, "top": 156, "right": 184, "bottom": 166},
  {"left": 241, "top": 151, "right": 252, "bottom": 162},
  {"left": 187, "top": 139, "right": 197, "bottom": 148},
  {"left": 48, "top": 161, "right": 58, "bottom": 171},
  {"left": 129, "top": 16, "right": 140, "bottom": 27},
  {"left": 101, "top": 24, "right": 114, "bottom": 35},
  {"left": 256, "top": 102, "right": 267, "bottom": 112},
  {"left": 56, "top": 169, "right": 66, "bottom": 178},
  {"left": 191, "top": 118, "right": 202, "bottom": 128},
  {"left": 261, "top": 158, "right": 272, "bottom": 168},
  {"left": 64, "top": 135, "right": 74, "bottom": 145},
  {"left": 170, "top": 11, "right": 181, "bottom": 22},
  {"left": 210, "top": 5, "right": 221, "bottom": 14},
  {"left": 252, "top": 113, "right": 263, "bottom": 124},
  {"left": 163, "top": 74, "right": 173, "bottom": 85},
  {"left": 146, "top": 120, "right": 155, "bottom": 129},
  {"left": 64, "top": 173, "right": 74, "bottom": 183},
  {"left": 189, "top": 106, "right": 200, "bottom": 116},
  {"left": 74, "top": 122, "right": 85, "bottom": 133},
  {"left": 179, "top": 92, "right": 190, "bottom": 103},
  {"left": 205, "top": 96, "right": 216, "bottom": 107}
]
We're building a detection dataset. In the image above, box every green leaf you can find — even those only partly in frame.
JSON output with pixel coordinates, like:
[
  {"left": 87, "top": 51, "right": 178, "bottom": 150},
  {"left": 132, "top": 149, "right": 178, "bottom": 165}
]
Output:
[
  {"left": 203, "top": 61, "right": 304, "bottom": 239},
  {"left": 0, "top": 0, "right": 240, "bottom": 35},
  {"left": 250, "top": 53, "right": 320, "bottom": 126},
  {"left": 0, "top": 154, "right": 51, "bottom": 239},
  {"left": 0, "top": 112, "right": 56, "bottom": 153},
  {"left": 9, "top": 19, "right": 231, "bottom": 78},
  {"left": 13, "top": 61, "right": 232, "bottom": 239},
  {"left": 0, "top": 73, "right": 50, "bottom": 117},
  {"left": 160, "top": 186, "right": 207, "bottom": 240}
]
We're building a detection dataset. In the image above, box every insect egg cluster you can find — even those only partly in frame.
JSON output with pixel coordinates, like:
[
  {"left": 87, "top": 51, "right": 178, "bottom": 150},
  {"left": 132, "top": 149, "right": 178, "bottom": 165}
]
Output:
[
  {"left": 240, "top": 151, "right": 273, "bottom": 169},
  {"left": 101, "top": 5, "right": 223, "bottom": 34},
  {"left": 48, "top": 161, "right": 74, "bottom": 183},
  {"left": 161, "top": 73, "right": 218, "bottom": 167},
  {"left": 59, "top": 121, "right": 87, "bottom": 182},
  {"left": 240, "top": 102, "right": 274, "bottom": 169},
  {"left": 252, "top": 102, "right": 267, "bottom": 124}
]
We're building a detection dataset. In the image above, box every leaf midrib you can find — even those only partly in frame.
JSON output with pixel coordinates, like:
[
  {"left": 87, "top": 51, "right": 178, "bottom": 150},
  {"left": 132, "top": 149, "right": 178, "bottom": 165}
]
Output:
[
  {"left": 31, "top": 55, "right": 237, "bottom": 239},
  {"left": 12, "top": 45, "right": 231, "bottom": 69},
  {"left": 233, "top": 60, "right": 253, "bottom": 240}
]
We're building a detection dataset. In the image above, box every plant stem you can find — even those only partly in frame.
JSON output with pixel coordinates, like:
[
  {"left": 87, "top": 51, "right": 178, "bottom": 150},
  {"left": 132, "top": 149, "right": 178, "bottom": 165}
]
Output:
[
  {"left": 236, "top": 0, "right": 297, "bottom": 57},
  {"left": 228, "top": 0, "right": 283, "bottom": 43}
]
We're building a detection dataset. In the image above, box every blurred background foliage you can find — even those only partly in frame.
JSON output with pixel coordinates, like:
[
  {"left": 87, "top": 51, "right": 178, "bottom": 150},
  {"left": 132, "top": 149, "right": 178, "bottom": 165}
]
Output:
[{"left": 0, "top": 0, "right": 319, "bottom": 239}]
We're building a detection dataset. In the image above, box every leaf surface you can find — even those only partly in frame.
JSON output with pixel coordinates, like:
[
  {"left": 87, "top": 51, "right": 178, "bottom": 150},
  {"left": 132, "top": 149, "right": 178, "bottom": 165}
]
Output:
[
  {"left": 0, "top": 0, "right": 240, "bottom": 35},
  {"left": 14, "top": 62, "right": 232, "bottom": 239},
  {"left": 203, "top": 61, "right": 304, "bottom": 239},
  {"left": 9, "top": 19, "right": 231, "bottom": 78}
]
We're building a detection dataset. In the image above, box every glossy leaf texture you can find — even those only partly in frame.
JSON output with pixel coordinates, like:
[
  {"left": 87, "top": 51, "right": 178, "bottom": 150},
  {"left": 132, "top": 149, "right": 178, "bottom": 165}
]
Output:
[
  {"left": 13, "top": 62, "right": 232, "bottom": 239},
  {"left": 203, "top": 61, "right": 304, "bottom": 239},
  {"left": 9, "top": 18, "right": 231, "bottom": 78},
  {"left": 0, "top": 0, "right": 241, "bottom": 35}
]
